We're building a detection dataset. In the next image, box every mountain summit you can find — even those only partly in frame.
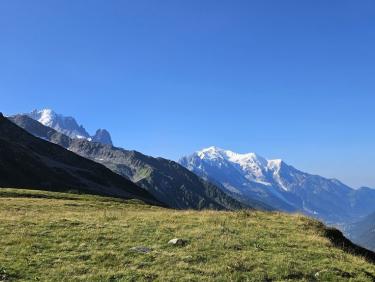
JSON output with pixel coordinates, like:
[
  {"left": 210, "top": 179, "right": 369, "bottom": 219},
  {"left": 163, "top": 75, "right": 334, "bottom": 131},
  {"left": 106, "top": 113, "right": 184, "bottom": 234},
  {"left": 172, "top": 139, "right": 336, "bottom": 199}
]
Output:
[
  {"left": 194, "top": 146, "right": 284, "bottom": 187},
  {"left": 92, "top": 129, "right": 112, "bottom": 145},
  {"left": 179, "top": 147, "right": 375, "bottom": 224},
  {"left": 26, "top": 109, "right": 113, "bottom": 145}
]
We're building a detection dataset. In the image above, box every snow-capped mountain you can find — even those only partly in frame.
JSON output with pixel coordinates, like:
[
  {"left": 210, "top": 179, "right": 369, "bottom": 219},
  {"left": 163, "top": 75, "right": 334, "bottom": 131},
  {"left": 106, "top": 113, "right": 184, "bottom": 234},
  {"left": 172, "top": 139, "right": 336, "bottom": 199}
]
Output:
[
  {"left": 179, "top": 146, "right": 375, "bottom": 223},
  {"left": 193, "top": 147, "right": 288, "bottom": 189},
  {"left": 26, "top": 109, "right": 113, "bottom": 145}
]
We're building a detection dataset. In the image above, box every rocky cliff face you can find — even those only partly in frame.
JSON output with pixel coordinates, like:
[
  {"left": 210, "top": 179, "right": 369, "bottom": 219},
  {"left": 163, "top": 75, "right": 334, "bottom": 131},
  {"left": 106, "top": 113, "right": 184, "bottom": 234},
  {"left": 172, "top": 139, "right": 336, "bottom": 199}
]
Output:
[{"left": 92, "top": 129, "right": 113, "bottom": 145}]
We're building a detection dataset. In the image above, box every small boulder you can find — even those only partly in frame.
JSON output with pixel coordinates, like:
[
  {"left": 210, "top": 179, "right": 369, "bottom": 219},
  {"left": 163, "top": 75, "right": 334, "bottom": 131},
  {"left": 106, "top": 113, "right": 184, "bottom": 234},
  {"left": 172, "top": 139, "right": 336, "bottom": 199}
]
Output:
[
  {"left": 168, "top": 238, "right": 188, "bottom": 246},
  {"left": 129, "top": 246, "right": 152, "bottom": 254}
]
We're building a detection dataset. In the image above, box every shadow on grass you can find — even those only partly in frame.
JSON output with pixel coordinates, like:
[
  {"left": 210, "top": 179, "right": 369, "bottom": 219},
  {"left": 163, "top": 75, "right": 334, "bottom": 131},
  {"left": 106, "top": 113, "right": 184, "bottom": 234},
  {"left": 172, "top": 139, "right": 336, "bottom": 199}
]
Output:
[{"left": 324, "top": 227, "right": 375, "bottom": 264}]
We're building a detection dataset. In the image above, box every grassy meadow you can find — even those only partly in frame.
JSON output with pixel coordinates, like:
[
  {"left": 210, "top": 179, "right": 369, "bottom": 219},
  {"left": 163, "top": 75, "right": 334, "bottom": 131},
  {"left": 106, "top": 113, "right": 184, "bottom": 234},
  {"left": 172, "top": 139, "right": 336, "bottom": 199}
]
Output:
[{"left": 0, "top": 188, "right": 374, "bottom": 281}]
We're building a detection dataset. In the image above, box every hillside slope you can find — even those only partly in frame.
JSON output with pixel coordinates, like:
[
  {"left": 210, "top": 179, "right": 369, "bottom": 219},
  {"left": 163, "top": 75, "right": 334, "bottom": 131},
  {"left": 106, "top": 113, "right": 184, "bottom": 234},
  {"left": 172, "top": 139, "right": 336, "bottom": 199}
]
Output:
[
  {"left": 0, "top": 188, "right": 374, "bottom": 281},
  {"left": 9, "top": 115, "right": 268, "bottom": 211},
  {"left": 0, "top": 113, "right": 159, "bottom": 205}
]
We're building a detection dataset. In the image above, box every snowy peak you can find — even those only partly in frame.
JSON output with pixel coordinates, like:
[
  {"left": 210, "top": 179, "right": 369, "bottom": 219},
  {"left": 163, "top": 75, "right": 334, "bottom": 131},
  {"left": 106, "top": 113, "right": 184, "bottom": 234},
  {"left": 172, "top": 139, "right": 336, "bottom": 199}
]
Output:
[
  {"left": 197, "top": 146, "right": 267, "bottom": 166},
  {"left": 185, "top": 147, "right": 286, "bottom": 185},
  {"left": 197, "top": 146, "right": 225, "bottom": 160},
  {"left": 267, "top": 159, "right": 284, "bottom": 171},
  {"left": 28, "top": 109, "right": 90, "bottom": 139},
  {"left": 34, "top": 109, "right": 56, "bottom": 127},
  {"left": 179, "top": 146, "right": 371, "bottom": 223},
  {"left": 25, "top": 109, "right": 113, "bottom": 146},
  {"left": 180, "top": 146, "right": 296, "bottom": 191},
  {"left": 196, "top": 147, "right": 271, "bottom": 169}
]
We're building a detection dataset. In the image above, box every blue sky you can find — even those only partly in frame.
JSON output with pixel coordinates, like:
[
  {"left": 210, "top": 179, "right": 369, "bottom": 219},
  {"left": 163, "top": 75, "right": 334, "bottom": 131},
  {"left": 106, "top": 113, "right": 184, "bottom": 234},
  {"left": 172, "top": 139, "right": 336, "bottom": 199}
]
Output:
[{"left": 1, "top": 1, "right": 375, "bottom": 188}]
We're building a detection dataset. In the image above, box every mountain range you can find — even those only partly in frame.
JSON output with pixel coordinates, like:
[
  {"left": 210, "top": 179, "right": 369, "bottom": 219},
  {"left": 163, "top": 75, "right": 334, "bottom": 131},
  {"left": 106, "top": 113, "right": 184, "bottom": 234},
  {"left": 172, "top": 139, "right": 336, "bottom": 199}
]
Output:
[
  {"left": 179, "top": 146, "right": 375, "bottom": 224},
  {"left": 5, "top": 109, "right": 375, "bottom": 252},
  {"left": 26, "top": 109, "right": 113, "bottom": 145},
  {"left": 9, "top": 114, "right": 265, "bottom": 211},
  {"left": 0, "top": 113, "right": 159, "bottom": 205}
]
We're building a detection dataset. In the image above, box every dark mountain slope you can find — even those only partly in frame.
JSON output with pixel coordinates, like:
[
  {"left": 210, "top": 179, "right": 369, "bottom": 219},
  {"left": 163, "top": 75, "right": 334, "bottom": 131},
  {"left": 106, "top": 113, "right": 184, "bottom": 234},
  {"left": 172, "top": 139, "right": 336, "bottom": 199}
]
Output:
[
  {"left": 10, "top": 115, "right": 269, "bottom": 211},
  {"left": 0, "top": 113, "right": 159, "bottom": 205}
]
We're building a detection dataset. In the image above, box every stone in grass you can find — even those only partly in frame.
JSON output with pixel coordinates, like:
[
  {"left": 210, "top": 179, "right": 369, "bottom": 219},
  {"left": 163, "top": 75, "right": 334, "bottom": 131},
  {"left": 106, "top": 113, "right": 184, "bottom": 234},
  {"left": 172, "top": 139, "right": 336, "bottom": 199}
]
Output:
[
  {"left": 168, "top": 238, "right": 188, "bottom": 246},
  {"left": 129, "top": 246, "right": 152, "bottom": 254}
]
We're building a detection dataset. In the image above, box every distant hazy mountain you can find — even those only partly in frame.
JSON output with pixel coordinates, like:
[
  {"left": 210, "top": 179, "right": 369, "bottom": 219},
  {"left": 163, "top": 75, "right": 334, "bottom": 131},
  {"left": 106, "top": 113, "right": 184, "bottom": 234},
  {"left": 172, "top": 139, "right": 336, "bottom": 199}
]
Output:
[
  {"left": 179, "top": 146, "right": 375, "bottom": 223},
  {"left": 92, "top": 129, "right": 112, "bottom": 145},
  {"left": 10, "top": 115, "right": 267, "bottom": 211},
  {"left": 26, "top": 109, "right": 113, "bottom": 145},
  {"left": 348, "top": 211, "right": 375, "bottom": 251},
  {"left": 0, "top": 113, "right": 159, "bottom": 205}
]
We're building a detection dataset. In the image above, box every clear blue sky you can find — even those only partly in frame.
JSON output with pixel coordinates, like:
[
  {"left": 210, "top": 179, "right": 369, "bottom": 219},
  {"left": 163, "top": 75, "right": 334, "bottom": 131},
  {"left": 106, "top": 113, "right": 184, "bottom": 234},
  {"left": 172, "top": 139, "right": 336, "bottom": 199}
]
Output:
[{"left": 1, "top": 1, "right": 375, "bottom": 188}]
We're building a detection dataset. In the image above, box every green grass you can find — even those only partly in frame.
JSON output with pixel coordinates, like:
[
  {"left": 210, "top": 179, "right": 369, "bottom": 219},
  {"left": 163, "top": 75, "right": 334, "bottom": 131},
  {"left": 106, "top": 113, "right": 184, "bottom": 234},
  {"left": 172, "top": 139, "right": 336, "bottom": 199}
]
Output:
[{"left": 0, "top": 188, "right": 374, "bottom": 281}]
